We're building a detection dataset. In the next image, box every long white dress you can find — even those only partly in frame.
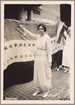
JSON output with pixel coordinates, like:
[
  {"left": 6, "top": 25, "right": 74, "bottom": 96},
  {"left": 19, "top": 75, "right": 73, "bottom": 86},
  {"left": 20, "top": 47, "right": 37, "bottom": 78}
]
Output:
[{"left": 33, "top": 34, "right": 52, "bottom": 91}]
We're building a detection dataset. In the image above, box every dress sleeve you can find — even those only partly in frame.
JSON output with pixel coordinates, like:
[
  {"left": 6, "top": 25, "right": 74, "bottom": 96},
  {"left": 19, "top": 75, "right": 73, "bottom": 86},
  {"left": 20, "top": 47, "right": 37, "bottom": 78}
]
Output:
[
  {"left": 46, "top": 35, "right": 52, "bottom": 63},
  {"left": 19, "top": 24, "right": 39, "bottom": 40}
]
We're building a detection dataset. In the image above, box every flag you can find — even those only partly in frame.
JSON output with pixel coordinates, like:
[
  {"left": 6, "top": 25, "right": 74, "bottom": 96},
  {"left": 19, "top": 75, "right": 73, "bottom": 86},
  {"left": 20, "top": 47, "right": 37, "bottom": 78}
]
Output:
[{"left": 56, "top": 21, "right": 68, "bottom": 44}]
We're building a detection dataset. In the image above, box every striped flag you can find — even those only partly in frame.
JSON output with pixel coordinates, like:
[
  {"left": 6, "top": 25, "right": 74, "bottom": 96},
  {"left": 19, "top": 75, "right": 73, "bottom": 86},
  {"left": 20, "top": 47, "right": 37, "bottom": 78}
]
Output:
[{"left": 56, "top": 21, "right": 68, "bottom": 44}]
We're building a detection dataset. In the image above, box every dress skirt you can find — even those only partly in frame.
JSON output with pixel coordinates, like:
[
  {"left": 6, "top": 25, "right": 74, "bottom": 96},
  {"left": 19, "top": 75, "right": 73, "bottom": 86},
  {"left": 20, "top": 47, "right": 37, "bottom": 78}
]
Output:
[{"left": 33, "top": 55, "right": 52, "bottom": 91}]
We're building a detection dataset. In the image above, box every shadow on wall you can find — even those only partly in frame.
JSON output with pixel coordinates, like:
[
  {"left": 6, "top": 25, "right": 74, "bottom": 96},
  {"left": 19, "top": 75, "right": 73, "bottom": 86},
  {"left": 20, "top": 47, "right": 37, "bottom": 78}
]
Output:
[{"left": 60, "top": 4, "right": 71, "bottom": 27}]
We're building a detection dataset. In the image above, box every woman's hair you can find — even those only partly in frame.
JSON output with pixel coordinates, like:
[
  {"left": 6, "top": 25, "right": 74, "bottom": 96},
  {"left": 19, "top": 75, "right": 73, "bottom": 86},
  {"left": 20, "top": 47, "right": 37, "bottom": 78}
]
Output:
[{"left": 37, "top": 23, "right": 47, "bottom": 32}]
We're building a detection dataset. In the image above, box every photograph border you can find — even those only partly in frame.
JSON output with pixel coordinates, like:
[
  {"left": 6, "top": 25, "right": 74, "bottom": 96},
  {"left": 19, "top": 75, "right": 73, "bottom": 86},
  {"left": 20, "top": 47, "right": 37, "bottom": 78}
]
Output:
[{"left": 0, "top": 0, "right": 75, "bottom": 104}]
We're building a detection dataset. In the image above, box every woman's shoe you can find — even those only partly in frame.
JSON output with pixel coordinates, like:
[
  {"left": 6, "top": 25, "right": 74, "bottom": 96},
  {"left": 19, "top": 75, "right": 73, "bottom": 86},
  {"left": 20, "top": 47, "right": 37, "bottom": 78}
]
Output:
[
  {"left": 64, "top": 69, "right": 69, "bottom": 72},
  {"left": 57, "top": 68, "right": 59, "bottom": 71},
  {"left": 43, "top": 90, "right": 49, "bottom": 98},
  {"left": 68, "top": 71, "right": 70, "bottom": 73},
  {"left": 32, "top": 89, "right": 41, "bottom": 96}
]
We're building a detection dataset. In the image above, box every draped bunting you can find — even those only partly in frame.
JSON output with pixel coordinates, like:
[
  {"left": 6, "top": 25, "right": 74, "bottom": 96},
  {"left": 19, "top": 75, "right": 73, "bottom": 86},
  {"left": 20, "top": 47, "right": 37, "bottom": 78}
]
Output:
[
  {"left": 4, "top": 40, "right": 36, "bottom": 70},
  {"left": 4, "top": 19, "right": 64, "bottom": 70}
]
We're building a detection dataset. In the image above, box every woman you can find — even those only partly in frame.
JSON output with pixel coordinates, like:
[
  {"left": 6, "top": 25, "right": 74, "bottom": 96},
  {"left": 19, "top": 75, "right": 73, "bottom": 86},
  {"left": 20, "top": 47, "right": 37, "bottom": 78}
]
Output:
[
  {"left": 17, "top": 22, "right": 52, "bottom": 97},
  {"left": 32, "top": 24, "right": 52, "bottom": 98},
  {"left": 62, "top": 27, "right": 71, "bottom": 73}
]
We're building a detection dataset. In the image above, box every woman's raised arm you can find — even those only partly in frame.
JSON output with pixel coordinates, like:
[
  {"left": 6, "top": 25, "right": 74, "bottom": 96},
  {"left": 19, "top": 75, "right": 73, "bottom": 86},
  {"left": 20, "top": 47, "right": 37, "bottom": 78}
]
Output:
[
  {"left": 18, "top": 24, "right": 39, "bottom": 40},
  {"left": 14, "top": 19, "right": 39, "bottom": 40}
]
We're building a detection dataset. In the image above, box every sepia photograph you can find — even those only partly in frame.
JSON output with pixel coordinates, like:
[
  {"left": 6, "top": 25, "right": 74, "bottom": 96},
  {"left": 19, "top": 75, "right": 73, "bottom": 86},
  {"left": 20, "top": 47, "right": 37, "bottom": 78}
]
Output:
[{"left": 1, "top": 1, "right": 74, "bottom": 104}]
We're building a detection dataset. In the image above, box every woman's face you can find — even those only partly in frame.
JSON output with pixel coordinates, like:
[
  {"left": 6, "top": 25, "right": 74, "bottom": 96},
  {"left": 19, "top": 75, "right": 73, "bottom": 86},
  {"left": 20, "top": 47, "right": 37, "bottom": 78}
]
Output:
[{"left": 38, "top": 26, "right": 44, "bottom": 35}]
